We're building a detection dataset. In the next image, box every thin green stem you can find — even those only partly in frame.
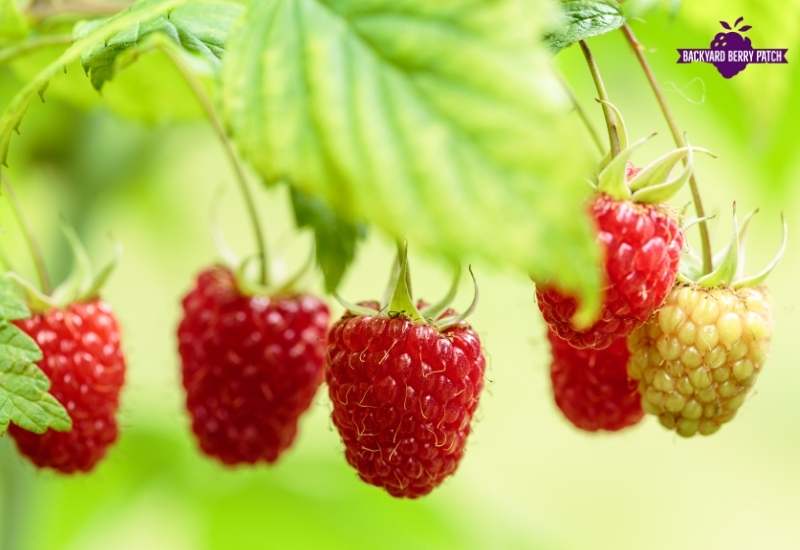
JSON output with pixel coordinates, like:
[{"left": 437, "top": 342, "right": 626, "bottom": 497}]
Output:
[
  {"left": 0, "top": 175, "right": 51, "bottom": 293},
  {"left": 557, "top": 72, "right": 605, "bottom": 155},
  {"left": 0, "top": 34, "right": 74, "bottom": 66},
  {"left": 621, "top": 23, "right": 713, "bottom": 274},
  {"left": 159, "top": 43, "right": 270, "bottom": 285},
  {"left": 578, "top": 40, "right": 620, "bottom": 157}
]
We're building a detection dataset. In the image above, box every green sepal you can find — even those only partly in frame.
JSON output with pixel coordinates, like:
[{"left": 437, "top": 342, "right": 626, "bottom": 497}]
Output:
[
  {"left": 596, "top": 133, "right": 656, "bottom": 200},
  {"left": 5, "top": 272, "right": 55, "bottom": 314},
  {"left": 731, "top": 208, "right": 758, "bottom": 277},
  {"left": 333, "top": 294, "right": 383, "bottom": 317},
  {"left": 53, "top": 225, "right": 94, "bottom": 301},
  {"left": 435, "top": 266, "right": 479, "bottom": 331},
  {"left": 421, "top": 264, "right": 461, "bottom": 320},
  {"left": 386, "top": 241, "right": 423, "bottom": 323},
  {"left": 85, "top": 243, "right": 122, "bottom": 300},
  {"left": 696, "top": 204, "right": 739, "bottom": 288},
  {"left": 631, "top": 144, "right": 695, "bottom": 204},
  {"left": 596, "top": 99, "right": 629, "bottom": 153},
  {"left": 732, "top": 214, "right": 787, "bottom": 289},
  {"left": 210, "top": 186, "right": 241, "bottom": 269},
  {"left": 629, "top": 145, "right": 714, "bottom": 192}
]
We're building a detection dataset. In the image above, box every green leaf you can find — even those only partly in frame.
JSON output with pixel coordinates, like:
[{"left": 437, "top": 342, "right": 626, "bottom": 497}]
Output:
[
  {"left": 78, "top": 0, "right": 243, "bottom": 90},
  {"left": 0, "top": 0, "right": 193, "bottom": 166},
  {"left": 0, "top": 272, "right": 29, "bottom": 320},
  {"left": 290, "top": 186, "right": 364, "bottom": 293},
  {"left": 545, "top": 0, "right": 625, "bottom": 51},
  {"left": 0, "top": 275, "right": 71, "bottom": 435},
  {"left": 223, "top": 0, "right": 602, "bottom": 320},
  {"left": 0, "top": 0, "right": 28, "bottom": 42}
]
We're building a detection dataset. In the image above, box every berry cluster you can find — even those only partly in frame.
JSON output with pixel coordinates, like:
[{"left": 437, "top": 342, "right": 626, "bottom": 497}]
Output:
[{"left": 536, "top": 118, "right": 783, "bottom": 438}]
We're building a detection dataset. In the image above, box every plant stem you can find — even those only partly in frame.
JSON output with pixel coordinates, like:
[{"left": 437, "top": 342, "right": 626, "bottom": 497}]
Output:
[
  {"left": 621, "top": 23, "right": 713, "bottom": 274},
  {"left": 557, "top": 73, "right": 605, "bottom": 155},
  {"left": 159, "top": 43, "right": 270, "bottom": 285},
  {"left": 578, "top": 40, "right": 620, "bottom": 157},
  {"left": 0, "top": 175, "right": 52, "bottom": 293},
  {"left": 0, "top": 34, "right": 74, "bottom": 66}
]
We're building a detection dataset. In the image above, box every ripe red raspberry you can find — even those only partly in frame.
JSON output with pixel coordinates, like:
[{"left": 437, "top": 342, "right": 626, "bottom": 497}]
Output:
[
  {"left": 9, "top": 301, "right": 126, "bottom": 473},
  {"left": 537, "top": 194, "right": 683, "bottom": 349},
  {"left": 548, "top": 330, "right": 642, "bottom": 432},
  {"left": 326, "top": 303, "right": 486, "bottom": 498},
  {"left": 177, "top": 266, "right": 329, "bottom": 465}
]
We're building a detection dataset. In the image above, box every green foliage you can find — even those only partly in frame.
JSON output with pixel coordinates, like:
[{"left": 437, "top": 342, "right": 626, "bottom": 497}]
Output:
[
  {"left": 290, "top": 187, "right": 364, "bottom": 292},
  {"left": 0, "top": 274, "right": 70, "bottom": 435},
  {"left": 0, "top": 0, "right": 192, "bottom": 165},
  {"left": 546, "top": 0, "right": 625, "bottom": 51},
  {"left": 78, "top": 0, "right": 243, "bottom": 90},
  {"left": 223, "top": 0, "right": 602, "bottom": 321},
  {"left": 0, "top": 0, "right": 28, "bottom": 42}
]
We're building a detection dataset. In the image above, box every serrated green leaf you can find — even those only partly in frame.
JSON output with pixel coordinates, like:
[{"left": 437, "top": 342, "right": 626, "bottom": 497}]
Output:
[
  {"left": 0, "top": 321, "right": 71, "bottom": 435},
  {"left": 0, "top": 0, "right": 28, "bottom": 42},
  {"left": 78, "top": 0, "right": 243, "bottom": 90},
  {"left": 0, "top": 273, "right": 29, "bottom": 320},
  {"left": 0, "top": 0, "right": 193, "bottom": 166},
  {"left": 223, "top": 0, "right": 602, "bottom": 320},
  {"left": 0, "top": 318, "right": 40, "bottom": 367},
  {"left": 545, "top": 0, "right": 625, "bottom": 52},
  {"left": 290, "top": 186, "right": 364, "bottom": 293}
]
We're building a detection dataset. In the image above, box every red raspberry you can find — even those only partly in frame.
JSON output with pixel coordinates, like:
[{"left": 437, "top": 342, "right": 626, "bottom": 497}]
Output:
[
  {"left": 326, "top": 303, "right": 486, "bottom": 498},
  {"left": 548, "top": 330, "right": 642, "bottom": 432},
  {"left": 177, "top": 266, "right": 329, "bottom": 465},
  {"left": 9, "top": 301, "right": 126, "bottom": 473},
  {"left": 537, "top": 194, "right": 683, "bottom": 349}
]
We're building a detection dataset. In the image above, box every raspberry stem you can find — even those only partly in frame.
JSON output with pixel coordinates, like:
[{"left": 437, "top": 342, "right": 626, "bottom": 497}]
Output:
[
  {"left": 578, "top": 40, "right": 621, "bottom": 156},
  {"left": 159, "top": 41, "right": 270, "bottom": 286},
  {"left": 621, "top": 24, "right": 713, "bottom": 275},
  {"left": 0, "top": 175, "right": 52, "bottom": 293}
]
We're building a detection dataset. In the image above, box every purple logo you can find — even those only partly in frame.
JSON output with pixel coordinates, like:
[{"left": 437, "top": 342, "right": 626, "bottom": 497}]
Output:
[{"left": 677, "top": 17, "right": 788, "bottom": 79}]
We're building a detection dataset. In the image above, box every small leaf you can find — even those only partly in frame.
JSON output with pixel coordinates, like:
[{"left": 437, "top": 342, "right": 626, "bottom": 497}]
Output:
[
  {"left": 0, "top": 321, "right": 72, "bottom": 435},
  {"left": 290, "top": 186, "right": 364, "bottom": 293},
  {"left": 739, "top": 25, "right": 752, "bottom": 32},
  {"left": 546, "top": 0, "right": 626, "bottom": 52},
  {"left": 0, "top": 0, "right": 194, "bottom": 166},
  {"left": 78, "top": 0, "right": 243, "bottom": 90},
  {"left": 720, "top": 21, "right": 732, "bottom": 30},
  {"left": 0, "top": 274, "right": 29, "bottom": 321},
  {"left": 734, "top": 16, "right": 744, "bottom": 27}
]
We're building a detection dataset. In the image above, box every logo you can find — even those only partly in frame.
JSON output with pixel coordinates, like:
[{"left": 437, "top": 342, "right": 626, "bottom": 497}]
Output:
[{"left": 677, "top": 17, "right": 788, "bottom": 78}]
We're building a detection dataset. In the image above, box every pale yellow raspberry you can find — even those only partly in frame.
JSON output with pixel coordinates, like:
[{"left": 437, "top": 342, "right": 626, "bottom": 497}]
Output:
[{"left": 627, "top": 285, "right": 771, "bottom": 437}]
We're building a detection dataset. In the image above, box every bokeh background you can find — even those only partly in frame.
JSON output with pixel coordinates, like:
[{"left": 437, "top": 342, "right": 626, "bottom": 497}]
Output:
[{"left": 1, "top": 3, "right": 799, "bottom": 549}]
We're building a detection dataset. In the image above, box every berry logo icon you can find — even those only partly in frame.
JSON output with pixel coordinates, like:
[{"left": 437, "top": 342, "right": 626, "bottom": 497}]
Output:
[{"left": 677, "top": 17, "right": 788, "bottom": 78}]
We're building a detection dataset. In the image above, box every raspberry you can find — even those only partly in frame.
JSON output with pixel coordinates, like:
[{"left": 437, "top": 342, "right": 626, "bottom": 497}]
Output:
[
  {"left": 326, "top": 303, "right": 485, "bottom": 498},
  {"left": 9, "top": 301, "right": 126, "bottom": 473},
  {"left": 537, "top": 194, "right": 683, "bottom": 349},
  {"left": 627, "top": 285, "right": 771, "bottom": 437},
  {"left": 177, "top": 266, "right": 329, "bottom": 465},
  {"left": 548, "top": 330, "right": 643, "bottom": 432}
]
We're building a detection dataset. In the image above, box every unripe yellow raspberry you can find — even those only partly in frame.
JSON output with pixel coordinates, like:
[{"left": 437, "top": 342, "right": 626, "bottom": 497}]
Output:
[{"left": 627, "top": 284, "right": 771, "bottom": 437}]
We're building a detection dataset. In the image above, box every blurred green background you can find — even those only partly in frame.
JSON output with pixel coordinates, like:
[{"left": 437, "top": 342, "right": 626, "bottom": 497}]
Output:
[{"left": 1, "top": 3, "right": 799, "bottom": 550}]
